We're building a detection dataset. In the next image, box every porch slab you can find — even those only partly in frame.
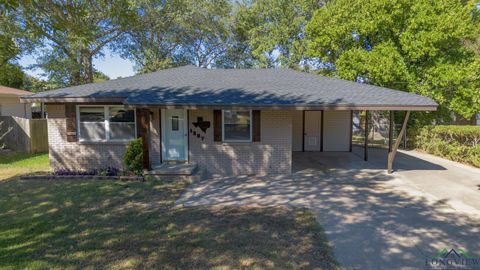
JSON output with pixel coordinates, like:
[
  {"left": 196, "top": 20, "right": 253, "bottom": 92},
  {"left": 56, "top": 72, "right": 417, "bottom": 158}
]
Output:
[{"left": 146, "top": 162, "right": 197, "bottom": 176}]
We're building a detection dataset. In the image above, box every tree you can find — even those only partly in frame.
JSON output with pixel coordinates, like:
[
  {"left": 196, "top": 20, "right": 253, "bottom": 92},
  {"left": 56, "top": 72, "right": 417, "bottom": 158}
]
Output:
[
  {"left": 306, "top": 0, "right": 480, "bottom": 123},
  {"left": 115, "top": 0, "right": 181, "bottom": 73},
  {"left": 0, "top": 2, "right": 21, "bottom": 66},
  {"left": 234, "top": 0, "right": 325, "bottom": 68},
  {"left": 0, "top": 1, "right": 29, "bottom": 89},
  {"left": 22, "top": 75, "right": 57, "bottom": 93},
  {"left": 118, "top": 0, "right": 235, "bottom": 72},
  {"left": 93, "top": 71, "right": 110, "bottom": 83},
  {"left": 18, "top": 0, "right": 134, "bottom": 86},
  {"left": 173, "top": 0, "right": 233, "bottom": 68},
  {"left": 0, "top": 64, "right": 25, "bottom": 88}
]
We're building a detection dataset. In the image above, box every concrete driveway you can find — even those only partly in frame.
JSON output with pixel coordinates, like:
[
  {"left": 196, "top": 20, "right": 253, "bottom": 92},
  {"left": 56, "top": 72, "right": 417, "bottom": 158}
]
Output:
[{"left": 177, "top": 148, "right": 480, "bottom": 270}]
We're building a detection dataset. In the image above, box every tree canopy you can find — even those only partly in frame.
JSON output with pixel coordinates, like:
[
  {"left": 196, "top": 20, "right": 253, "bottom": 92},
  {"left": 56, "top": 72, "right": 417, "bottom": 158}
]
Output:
[
  {"left": 17, "top": 0, "right": 134, "bottom": 86},
  {"left": 118, "top": 0, "right": 235, "bottom": 72},
  {"left": 306, "top": 0, "right": 480, "bottom": 121},
  {"left": 3, "top": 0, "right": 480, "bottom": 123},
  {"left": 234, "top": 0, "right": 324, "bottom": 68}
]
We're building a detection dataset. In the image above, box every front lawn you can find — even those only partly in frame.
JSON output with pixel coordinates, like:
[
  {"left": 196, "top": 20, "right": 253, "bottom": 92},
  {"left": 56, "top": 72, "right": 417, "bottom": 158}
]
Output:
[
  {"left": 0, "top": 178, "right": 338, "bottom": 269},
  {"left": 0, "top": 152, "right": 49, "bottom": 181}
]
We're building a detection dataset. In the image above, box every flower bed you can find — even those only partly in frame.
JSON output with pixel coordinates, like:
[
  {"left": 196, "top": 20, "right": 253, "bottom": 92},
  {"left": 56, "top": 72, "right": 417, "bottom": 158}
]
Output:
[
  {"left": 53, "top": 167, "right": 119, "bottom": 177},
  {"left": 20, "top": 166, "right": 144, "bottom": 181},
  {"left": 20, "top": 174, "right": 144, "bottom": 181}
]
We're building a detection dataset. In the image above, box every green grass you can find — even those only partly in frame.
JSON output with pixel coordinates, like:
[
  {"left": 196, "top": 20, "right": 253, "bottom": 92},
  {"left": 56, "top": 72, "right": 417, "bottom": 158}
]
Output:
[
  {"left": 0, "top": 152, "right": 50, "bottom": 181},
  {"left": 0, "top": 178, "right": 339, "bottom": 269}
]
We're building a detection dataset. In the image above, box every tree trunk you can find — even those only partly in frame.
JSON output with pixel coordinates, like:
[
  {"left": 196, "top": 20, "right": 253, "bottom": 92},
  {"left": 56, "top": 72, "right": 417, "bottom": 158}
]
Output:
[
  {"left": 70, "top": 72, "right": 81, "bottom": 86},
  {"left": 82, "top": 50, "right": 94, "bottom": 84},
  {"left": 69, "top": 54, "right": 83, "bottom": 86}
]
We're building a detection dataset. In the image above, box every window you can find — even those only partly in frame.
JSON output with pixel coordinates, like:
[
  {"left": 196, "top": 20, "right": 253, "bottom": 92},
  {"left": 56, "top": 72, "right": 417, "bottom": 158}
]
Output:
[
  {"left": 171, "top": 116, "right": 179, "bottom": 131},
  {"left": 222, "top": 110, "right": 251, "bottom": 142},
  {"left": 109, "top": 107, "right": 136, "bottom": 140},
  {"left": 78, "top": 107, "right": 105, "bottom": 141},
  {"left": 77, "top": 106, "right": 136, "bottom": 141}
]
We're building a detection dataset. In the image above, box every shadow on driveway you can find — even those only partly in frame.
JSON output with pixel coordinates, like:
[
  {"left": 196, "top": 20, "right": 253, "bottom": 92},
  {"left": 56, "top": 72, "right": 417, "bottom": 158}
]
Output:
[
  {"left": 293, "top": 146, "right": 446, "bottom": 173},
  {"left": 178, "top": 151, "right": 479, "bottom": 269}
]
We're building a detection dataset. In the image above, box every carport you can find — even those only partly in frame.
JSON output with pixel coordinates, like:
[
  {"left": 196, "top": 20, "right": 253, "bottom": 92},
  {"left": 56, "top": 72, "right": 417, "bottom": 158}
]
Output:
[{"left": 293, "top": 108, "right": 418, "bottom": 173}]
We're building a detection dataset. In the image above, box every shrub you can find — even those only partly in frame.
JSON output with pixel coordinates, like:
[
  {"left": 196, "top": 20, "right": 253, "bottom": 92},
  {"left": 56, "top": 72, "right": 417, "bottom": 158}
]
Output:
[
  {"left": 415, "top": 125, "right": 480, "bottom": 168},
  {"left": 99, "top": 167, "right": 119, "bottom": 176},
  {"left": 468, "top": 146, "right": 480, "bottom": 167},
  {"left": 124, "top": 138, "right": 143, "bottom": 175}
]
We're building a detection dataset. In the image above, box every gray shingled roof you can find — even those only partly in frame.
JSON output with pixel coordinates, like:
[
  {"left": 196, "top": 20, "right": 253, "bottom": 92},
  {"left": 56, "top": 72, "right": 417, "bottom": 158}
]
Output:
[{"left": 24, "top": 65, "right": 437, "bottom": 109}]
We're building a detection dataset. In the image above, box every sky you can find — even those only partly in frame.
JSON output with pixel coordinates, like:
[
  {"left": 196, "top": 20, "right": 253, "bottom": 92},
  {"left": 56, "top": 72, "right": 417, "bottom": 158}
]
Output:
[{"left": 18, "top": 48, "right": 136, "bottom": 80}]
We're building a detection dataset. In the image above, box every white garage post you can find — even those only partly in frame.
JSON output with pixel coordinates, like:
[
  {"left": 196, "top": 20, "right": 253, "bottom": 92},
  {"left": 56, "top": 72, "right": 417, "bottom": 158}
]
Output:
[{"left": 388, "top": 111, "right": 410, "bottom": 174}]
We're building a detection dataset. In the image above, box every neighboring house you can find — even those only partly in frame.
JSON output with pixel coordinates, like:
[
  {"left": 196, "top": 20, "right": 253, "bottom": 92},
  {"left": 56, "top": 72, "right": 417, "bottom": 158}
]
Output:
[
  {"left": 21, "top": 65, "right": 437, "bottom": 175},
  {"left": 0, "top": 86, "right": 33, "bottom": 118}
]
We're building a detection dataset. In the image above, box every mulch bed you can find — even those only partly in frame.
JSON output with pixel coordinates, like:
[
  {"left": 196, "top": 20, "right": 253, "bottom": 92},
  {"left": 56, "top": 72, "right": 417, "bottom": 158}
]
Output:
[{"left": 19, "top": 174, "right": 144, "bottom": 181}]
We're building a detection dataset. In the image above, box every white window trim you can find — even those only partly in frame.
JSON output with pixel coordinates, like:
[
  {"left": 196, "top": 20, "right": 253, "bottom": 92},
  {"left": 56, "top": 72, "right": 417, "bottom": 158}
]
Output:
[
  {"left": 221, "top": 109, "right": 252, "bottom": 143},
  {"left": 76, "top": 105, "right": 137, "bottom": 142}
]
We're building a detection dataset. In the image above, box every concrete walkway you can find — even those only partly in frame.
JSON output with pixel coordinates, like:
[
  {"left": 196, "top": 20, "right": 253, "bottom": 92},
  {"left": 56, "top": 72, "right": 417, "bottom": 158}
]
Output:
[{"left": 177, "top": 148, "right": 480, "bottom": 270}]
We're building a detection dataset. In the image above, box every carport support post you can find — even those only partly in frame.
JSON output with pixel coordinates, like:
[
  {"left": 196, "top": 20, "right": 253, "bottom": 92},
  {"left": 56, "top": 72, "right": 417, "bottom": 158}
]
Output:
[
  {"left": 388, "top": 111, "right": 410, "bottom": 174},
  {"left": 364, "top": 110, "right": 369, "bottom": 161},
  {"left": 388, "top": 111, "right": 394, "bottom": 153}
]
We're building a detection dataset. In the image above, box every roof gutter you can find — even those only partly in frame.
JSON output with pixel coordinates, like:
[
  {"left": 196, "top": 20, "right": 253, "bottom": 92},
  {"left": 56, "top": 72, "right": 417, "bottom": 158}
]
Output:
[
  {"left": 128, "top": 103, "right": 438, "bottom": 111},
  {"left": 20, "top": 96, "right": 126, "bottom": 104}
]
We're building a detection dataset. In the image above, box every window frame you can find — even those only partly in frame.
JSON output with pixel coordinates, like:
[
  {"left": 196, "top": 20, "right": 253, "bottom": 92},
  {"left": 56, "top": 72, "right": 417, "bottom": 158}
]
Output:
[
  {"left": 221, "top": 109, "right": 252, "bottom": 143},
  {"left": 76, "top": 105, "right": 137, "bottom": 142}
]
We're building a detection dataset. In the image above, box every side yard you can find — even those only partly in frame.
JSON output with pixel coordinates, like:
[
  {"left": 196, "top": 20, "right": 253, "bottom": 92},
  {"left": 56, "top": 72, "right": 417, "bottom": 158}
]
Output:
[
  {"left": 0, "top": 152, "right": 49, "bottom": 181},
  {"left": 0, "top": 153, "right": 338, "bottom": 269}
]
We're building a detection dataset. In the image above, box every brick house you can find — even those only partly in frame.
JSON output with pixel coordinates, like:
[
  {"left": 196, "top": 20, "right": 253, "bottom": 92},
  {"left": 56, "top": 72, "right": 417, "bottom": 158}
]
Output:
[{"left": 21, "top": 66, "right": 437, "bottom": 176}]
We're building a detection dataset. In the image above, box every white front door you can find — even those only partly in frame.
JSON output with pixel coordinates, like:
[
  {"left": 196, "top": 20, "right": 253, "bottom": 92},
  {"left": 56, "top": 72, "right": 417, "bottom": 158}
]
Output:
[
  {"left": 304, "top": 111, "right": 322, "bottom": 151},
  {"left": 162, "top": 109, "right": 188, "bottom": 161}
]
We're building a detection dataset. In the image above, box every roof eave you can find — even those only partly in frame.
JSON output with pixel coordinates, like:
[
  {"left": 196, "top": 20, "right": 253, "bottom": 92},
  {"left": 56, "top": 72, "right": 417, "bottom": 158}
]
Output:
[
  {"left": 20, "top": 96, "right": 438, "bottom": 111},
  {"left": 128, "top": 103, "right": 438, "bottom": 111},
  {"left": 0, "top": 93, "right": 32, "bottom": 98},
  {"left": 20, "top": 96, "right": 125, "bottom": 104}
]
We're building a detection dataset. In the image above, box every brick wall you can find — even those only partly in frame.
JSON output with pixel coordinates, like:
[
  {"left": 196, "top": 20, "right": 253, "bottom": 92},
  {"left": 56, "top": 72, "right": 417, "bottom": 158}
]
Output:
[
  {"left": 47, "top": 105, "right": 129, "bottom": 171},
  {"left": 46, "top": 105, "right": 293, "bottom": 175},
  {"left": 188, "top": 110, "right": 292, "bottom": 176}
]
